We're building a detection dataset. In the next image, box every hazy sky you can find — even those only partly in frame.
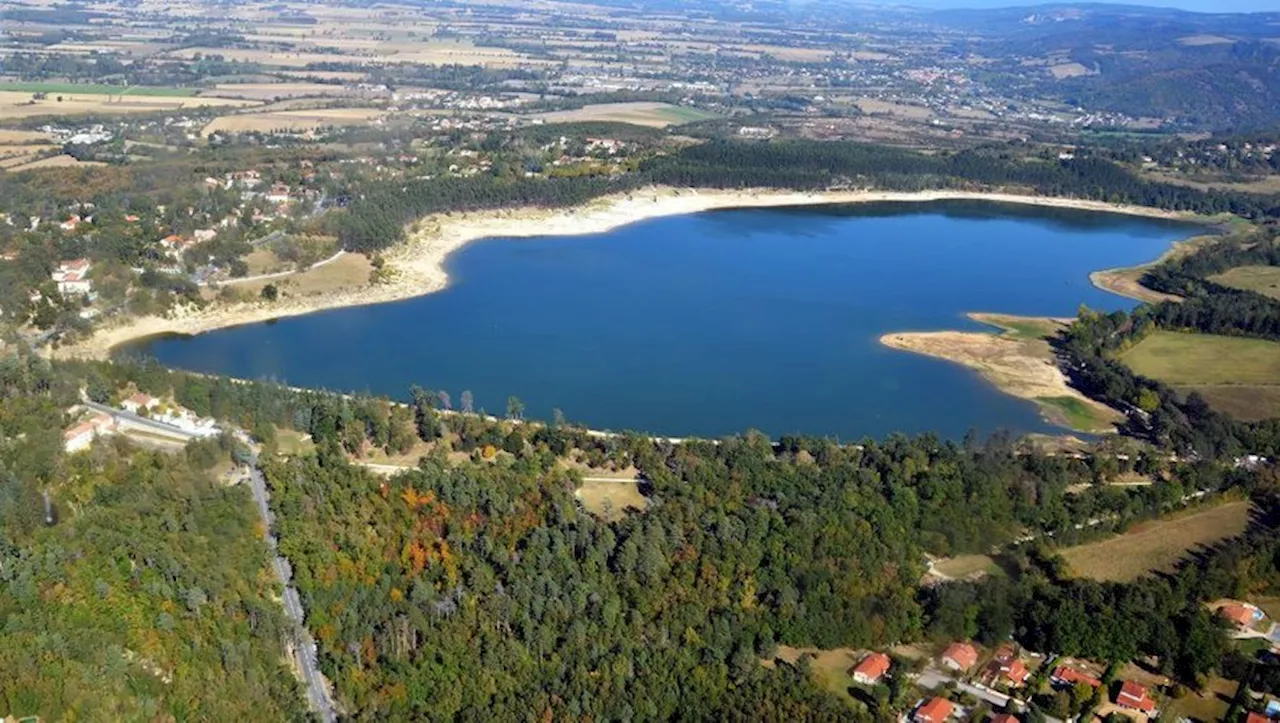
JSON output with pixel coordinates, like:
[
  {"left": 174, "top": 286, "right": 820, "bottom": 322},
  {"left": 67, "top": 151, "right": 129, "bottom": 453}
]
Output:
[{"left": 904, "top": 0, "right": 1277, "bottom": 11}]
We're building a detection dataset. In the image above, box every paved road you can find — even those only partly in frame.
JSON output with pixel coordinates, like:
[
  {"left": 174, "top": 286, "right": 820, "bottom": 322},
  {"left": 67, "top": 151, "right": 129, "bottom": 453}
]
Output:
[
  {"left": 83, "top": 400, "right": 203, "bottom": 441},
  {"left": 247, "top": 458, "right": 336, "bottom": 722}
]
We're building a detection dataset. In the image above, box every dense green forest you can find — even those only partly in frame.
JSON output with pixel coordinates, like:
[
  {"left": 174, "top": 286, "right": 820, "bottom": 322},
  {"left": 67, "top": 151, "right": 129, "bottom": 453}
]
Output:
[
  {"left": 0, "top": 353, "right": 304, "bottom": 720},
  {"left": 335, "top": 139, "right": 1280, "bottom": 252},
  {"left": 255, "top": 424, "right": 1263, "bottom": 719}
]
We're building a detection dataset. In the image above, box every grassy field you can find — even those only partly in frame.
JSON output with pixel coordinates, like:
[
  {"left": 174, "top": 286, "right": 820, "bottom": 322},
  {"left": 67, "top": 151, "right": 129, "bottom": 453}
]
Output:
[
  {"left": 1179, "top": 385, "right": 1280, "bottom": 422},
  {"left": 1209, "top": 265, "right": 1280, "bottom": 301},
  {"left": 201, "top": 107, "right": 386, "bottom": 136},
  {"left": 1118, "top": 331, "right": 1280, "bottom": 386},
  {"left": 1164, "top": 675, "right": 1237, "bottom": 723},
  {"left": 932, "top": 554, "right": 1000, "bottom": 579},
  {"left": 532, "top": 102, "right": 717, "bottom": 128},
  {"left": 1061, "top": 500, "right": 1253, "bottom": 582},
  {"left": 0, "top": 82, "right": 197, "bottom": 97},
  {"left": 0, "top": 91, "right": 254, "bottom": 120},
  {"left": 235, "top": 252, "right": 371, "bottom": 298},
  {"left": 575, "top": 479, "right": 648, "bottom": 521},
  {"left": 1037, "top": 395, "right": 1118, "bottom": 433}
]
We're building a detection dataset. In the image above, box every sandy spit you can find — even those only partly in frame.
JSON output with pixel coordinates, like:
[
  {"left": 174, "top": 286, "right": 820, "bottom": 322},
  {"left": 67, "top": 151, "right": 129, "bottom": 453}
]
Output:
[{"left": 55, "top": 187, "right": 1193, "bottom": 361}]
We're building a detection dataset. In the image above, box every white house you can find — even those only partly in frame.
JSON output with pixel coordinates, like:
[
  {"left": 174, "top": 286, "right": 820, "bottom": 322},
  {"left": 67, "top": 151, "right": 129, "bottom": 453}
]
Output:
[
  {"left": 52, "top": 258, "right": 92, "bottom": 296},
  {"left": 121, "top": 393, "right": 160, "bottom": 414},
  {"left": 63, "top": 411, "right": 115, "bottom": 452}
]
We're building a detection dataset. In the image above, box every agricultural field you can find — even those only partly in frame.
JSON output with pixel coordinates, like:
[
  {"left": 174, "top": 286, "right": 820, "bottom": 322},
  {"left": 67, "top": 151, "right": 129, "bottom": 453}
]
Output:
[
  {"left": 1117, "top": 330, "right": 1280, "bottom": 419},
  {"left": 202, "top": 83, "right": 362, "bottom": 102},
  {"left": 1060, "top": 500, "right": 1253, "bottom": 582},
  {"left": 0, "top": 82, "right": 197, "bottom": 97},
  {"left": 201, "top": 107, "right": 386, "bottom": 136},
  {"left": 532, "top": 102, "right": 718, "bottom": 128},
  {"left": 0, "top": 90, "right": 255, "bottom": 120},
  {"left": 5, "top": 154, "right": 105, "bottom": 172},
  {"left": 1210, "top": 265, "right": 1280, "bottom": 301}
]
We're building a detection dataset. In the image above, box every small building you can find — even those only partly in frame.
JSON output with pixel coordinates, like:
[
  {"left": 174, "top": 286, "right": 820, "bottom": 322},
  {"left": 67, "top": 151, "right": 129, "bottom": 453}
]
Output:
[
  {"left": 851, "top": 652, "right": 891, "bottom": 685},
  {"left": 63, "top": 412, "right": 115, "bottom": 452},
  {"left": 1115, "top": 680, "right": 1156, "bottom": 713},
  {"left": 913, "top": 696, "right": 955, "bottom": 723},
  {"left": 1219, "top": 602, "right": 1265, "bottom": 629},
  {"left": 121, "top": 393, "right": 159, "bottom": 414},
  {"left": 1246, "top": 712, "right": 1270, "bottom": 723},
  {"left": 940, "top": 642, "right": 978, "bottom": 672},
  {"left": 1050, "top": 665, "right": 1102, "bottom": 689},
  {"left": 52, "top": 258, "right": 93, "bottom": 296},
  {"left": 990, "top": 715, "right": 1019, "bottom": 723},
  {"left": 985, "top": 656, "right": 1030, "bottom": 688}
]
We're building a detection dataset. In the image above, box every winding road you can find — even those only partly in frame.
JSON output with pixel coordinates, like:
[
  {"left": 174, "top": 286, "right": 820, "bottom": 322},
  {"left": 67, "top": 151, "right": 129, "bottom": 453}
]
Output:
[{"left": 246, "top": 455, "right": 337, "bottom": 722}]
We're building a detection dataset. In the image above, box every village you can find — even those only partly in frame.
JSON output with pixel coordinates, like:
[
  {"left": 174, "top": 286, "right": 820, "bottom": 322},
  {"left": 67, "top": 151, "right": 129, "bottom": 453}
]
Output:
[{"left": 815, "top": 597, "right": 1280, "bottom": 723}]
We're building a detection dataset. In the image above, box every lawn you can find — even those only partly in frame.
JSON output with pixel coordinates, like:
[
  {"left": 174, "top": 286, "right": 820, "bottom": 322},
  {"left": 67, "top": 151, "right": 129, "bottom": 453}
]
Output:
[
  {"left": 1061, "top": 500, "right": 1253, "bottom": 582},
  {"left": 1118, "top": 331, "right": 1280, "bottom": 386},
  {"left": 1210, "top": 265, "right": 1280, "bottom": 301},
  {"left": 0, "top": 82, "right": 197, "bottom": 97}
]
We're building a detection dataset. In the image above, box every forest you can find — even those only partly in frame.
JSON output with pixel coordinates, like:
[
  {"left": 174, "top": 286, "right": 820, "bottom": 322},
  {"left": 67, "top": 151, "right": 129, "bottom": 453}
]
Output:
[
  {"left": 0, "top": 353, "right": 305, "bottom": 721},
  {"left": 335, "top": 139, "right": 1280, "bottom": 253}
]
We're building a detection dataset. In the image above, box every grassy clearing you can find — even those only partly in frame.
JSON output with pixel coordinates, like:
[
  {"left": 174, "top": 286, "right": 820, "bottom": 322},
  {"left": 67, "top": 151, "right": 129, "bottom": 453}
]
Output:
[
  {"left": 0, "top": 82, "right": 197, "bottom": 97},
  {"left": 274, "top": 427, "right": 315, "bottom": 457},
  {"left": 575, "top": 479, "right": 648, "bottom": 521},
  {"left": 236, "top": 253, "right": 371, "bottom": 298},
  {"left": 1036, "top": 395, "right": 1118, "bottom": 433},
  {"left": 763, "top": 646, "right": 860, "bottom": 704},
  {"left": 932, "top": 554, "right": 1001, "bottom": 579},
  {"left": 1118, "top": 331, "right": 1280, "bottom": 386},
  {"left": 1164, "top": 675, "right": 1236, "bottom": 723},
  {"left": 1061, "top": 500, "right": 1253, "bottom": 582},
  {"left": 1209, "top": 265, "right": 1280, "bottom": 301}
]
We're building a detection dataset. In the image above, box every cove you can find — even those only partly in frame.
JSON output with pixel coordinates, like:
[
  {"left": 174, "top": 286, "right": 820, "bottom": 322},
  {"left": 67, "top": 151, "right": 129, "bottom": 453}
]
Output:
[{"left": 130, "top": 200, "right": 1194, "bottom": 440}]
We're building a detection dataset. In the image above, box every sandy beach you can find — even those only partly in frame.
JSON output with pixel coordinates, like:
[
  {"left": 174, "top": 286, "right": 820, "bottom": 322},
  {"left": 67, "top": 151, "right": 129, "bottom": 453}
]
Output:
[
  {"left": 879, "top": 313, "right": 1124, "bottom": 433},
  {"left": 55, "top": 186, "right": 1197, "bottom": 360}
]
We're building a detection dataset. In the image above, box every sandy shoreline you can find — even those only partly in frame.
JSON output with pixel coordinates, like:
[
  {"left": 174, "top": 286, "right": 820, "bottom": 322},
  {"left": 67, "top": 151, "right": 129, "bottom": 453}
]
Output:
[
  {"left": 55, "top": 186, "right": 1197, "bottom": 360},
  {"left": 879, "top": 313, "right": 1124, "bottom": 433}
]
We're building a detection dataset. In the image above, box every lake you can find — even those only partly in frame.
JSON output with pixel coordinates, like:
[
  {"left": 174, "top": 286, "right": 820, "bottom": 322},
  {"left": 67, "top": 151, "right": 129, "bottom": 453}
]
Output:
[{"left": 131, "top": 200, "right": 1194, "bottom": 440}]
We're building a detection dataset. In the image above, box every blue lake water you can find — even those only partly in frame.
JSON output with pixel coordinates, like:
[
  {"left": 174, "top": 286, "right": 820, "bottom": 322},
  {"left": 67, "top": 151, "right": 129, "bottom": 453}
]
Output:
[{"left": 132, "top": 201, "right": 1194, "bottom": 440}]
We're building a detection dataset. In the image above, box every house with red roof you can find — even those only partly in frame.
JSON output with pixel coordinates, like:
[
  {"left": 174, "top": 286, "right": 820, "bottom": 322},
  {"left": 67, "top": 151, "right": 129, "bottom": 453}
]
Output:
[
  {"left": 912, "top": 696, "right": 955, "bottom": 723},
  {"left": 1219, "top": 601, "right": 1265, "bottom": 629},
  {"left": 851, "top": 652, "right": 891, "bottom": 685},
  {"left": 1050, "top": 665, "right": 1102, "bottom": 689},
  {"left": 940, "top": 642, "right": 978, "bottom": 672},
  {"left": 1115, "top": 680, "right": 1157, "bottom": 713},
  {"left": 1246, "top": 712, "right": 1270, "bottom": 723},
  {"left": 990, "top": 714, "right": 1019, "bottom": 723}
]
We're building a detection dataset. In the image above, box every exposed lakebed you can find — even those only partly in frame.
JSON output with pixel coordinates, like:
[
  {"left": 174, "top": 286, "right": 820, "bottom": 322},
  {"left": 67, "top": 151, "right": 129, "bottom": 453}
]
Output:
[{"left": 130, "top": 200, "right": 1193, "bottom": 440}]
